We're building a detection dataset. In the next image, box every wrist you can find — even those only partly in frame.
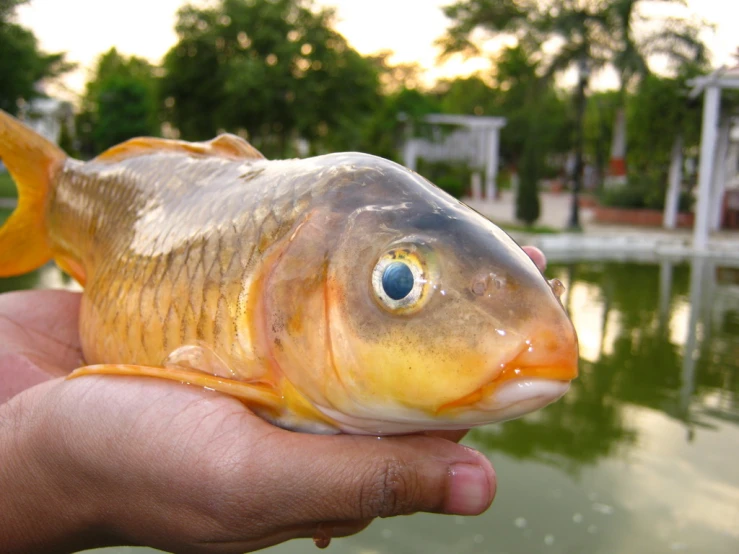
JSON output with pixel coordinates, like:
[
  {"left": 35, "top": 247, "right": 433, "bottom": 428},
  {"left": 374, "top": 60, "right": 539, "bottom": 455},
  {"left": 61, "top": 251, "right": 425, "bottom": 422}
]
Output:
[{"left": 0, "top": 381, "right": 117, "bottom": 553}]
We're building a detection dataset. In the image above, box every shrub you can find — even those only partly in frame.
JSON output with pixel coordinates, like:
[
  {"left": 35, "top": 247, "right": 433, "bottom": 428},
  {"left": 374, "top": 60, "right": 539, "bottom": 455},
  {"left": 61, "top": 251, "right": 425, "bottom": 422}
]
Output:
[
  {"left": 600, "top": 174, "right": 693, "bottom": 212},
  {"left": 416, "top": 160, "right": 472, "bottom": 199}
]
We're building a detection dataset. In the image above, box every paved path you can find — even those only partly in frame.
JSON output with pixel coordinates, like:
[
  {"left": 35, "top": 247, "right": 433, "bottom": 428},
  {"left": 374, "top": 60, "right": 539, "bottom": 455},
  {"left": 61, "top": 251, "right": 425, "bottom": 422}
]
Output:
[
  {"left": 463, "top": 191, "right": 739, "bottom": 261},
  {"left": 464, "top": 190, "right": 596, "bottom": 230}
]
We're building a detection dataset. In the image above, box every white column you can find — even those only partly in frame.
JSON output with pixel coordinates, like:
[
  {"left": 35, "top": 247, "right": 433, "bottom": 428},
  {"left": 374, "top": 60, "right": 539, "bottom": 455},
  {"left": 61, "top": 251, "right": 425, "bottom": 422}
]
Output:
[
  {"left": 403, "top": 139, "right": 418, "bottom": 171},
  {"left": 693, "top": 86, "right": 722, "bottom": 251},
  {"left": 470, "top": 172, "right": 482, "bottom": 201},
  {"left": 709, "top": 122, "right": 730, "bottom": 231},
  {"left": 664, "top": 135, "right": 683, "bottom": 229},
  {"left": 484, "top": 128, "right": 499, "bottom": 201},
  {"left": 658, "top": 259, "right": 673, "bottom": 330},
  {"left": 680, "top": 257, "right": 707, "bottom": 419}
]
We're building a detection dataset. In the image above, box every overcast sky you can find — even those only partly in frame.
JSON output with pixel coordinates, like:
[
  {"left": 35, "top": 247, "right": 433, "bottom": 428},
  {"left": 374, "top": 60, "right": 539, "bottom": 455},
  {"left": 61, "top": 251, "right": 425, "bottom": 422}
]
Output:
[{"left": 16, "top": 0, "right": 739, "bottom": 99}]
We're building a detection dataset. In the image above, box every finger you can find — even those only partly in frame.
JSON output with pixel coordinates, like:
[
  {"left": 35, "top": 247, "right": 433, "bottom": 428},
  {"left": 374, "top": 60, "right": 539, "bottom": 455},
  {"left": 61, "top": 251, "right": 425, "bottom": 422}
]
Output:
[
  {"left": 522, "top": 245, "right": 546, "bottom": 271},
  {"left": 212, "top": 519, "right": 373, "bottom": 554},
  {"left": 249, "top": 432, "right": 496, "bottom": 526},
  {"left": 422, "top": 429, "right": 468, "bottom": 443}
]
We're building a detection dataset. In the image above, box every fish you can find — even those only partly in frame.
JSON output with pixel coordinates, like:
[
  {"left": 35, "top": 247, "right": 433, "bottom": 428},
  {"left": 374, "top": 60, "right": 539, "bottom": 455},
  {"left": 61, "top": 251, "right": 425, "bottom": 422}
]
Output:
[{"left": 0, "top": 109, "right": 578, "bottom": 435}]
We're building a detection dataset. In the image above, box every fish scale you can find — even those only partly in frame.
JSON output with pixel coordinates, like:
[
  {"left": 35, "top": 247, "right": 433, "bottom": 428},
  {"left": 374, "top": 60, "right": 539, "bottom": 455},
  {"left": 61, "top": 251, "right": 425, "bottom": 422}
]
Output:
[
  {"left": 0, "top": 109, "right": 578, "bottom": 439},
  {"left": 54, "top": 155, "right": 321, "bottom": 370}
]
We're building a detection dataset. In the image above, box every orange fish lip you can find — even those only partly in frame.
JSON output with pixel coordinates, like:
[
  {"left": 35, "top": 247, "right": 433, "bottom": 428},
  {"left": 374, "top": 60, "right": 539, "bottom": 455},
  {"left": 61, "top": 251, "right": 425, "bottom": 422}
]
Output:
[{"left": 437, "top": 341, "right": 579, "bottom": 413}]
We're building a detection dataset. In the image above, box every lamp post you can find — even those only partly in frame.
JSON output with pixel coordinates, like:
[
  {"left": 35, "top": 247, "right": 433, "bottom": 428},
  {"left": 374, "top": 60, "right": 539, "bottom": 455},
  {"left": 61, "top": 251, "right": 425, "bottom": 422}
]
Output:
[{"left": 568, "top": 57, "right": 591, "bottom": 231}]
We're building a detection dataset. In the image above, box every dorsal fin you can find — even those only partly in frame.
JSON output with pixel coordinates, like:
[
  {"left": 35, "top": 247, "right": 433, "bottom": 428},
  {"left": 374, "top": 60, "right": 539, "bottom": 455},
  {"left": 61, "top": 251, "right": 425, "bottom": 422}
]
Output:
[{"left": 94, "top": 133, "right": 266, "bottom": 163}]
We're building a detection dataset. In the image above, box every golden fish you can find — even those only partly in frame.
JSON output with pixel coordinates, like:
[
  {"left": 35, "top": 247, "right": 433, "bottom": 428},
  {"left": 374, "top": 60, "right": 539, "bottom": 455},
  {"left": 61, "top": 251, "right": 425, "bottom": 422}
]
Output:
[{"left": 0, "top": 110, "right": 578, "bottom": 434}]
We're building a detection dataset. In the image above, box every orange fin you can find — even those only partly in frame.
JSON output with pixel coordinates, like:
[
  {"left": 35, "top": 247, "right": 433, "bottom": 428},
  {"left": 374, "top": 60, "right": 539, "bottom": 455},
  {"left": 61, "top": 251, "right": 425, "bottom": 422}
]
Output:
[
  {"left": 95, "top": 134, "right": 266, "bottom": 163},
  {"left": 67, "top": 364, "right": 282, "bottom": 411},
  {"left": 163, "top": 344, "right": 241, "bottom": 379},
  {"left": 0, "top": 110, "right": 66, "bottom": 276}
]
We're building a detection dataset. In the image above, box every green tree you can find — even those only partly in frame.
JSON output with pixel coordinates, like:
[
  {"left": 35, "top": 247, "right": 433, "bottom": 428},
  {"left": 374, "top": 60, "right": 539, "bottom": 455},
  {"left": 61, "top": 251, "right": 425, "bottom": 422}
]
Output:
[
  {"left": 0, "top": 0, "right": 72, "bottom": 115},
  {"left": 360, "top": 86, "right": 440, "bottom": 162},
  {"left": 161, "top": 0, "right": 382, "bottom": 157},
  {"left": 604, "top": 0, "right": 709, "bottom": 180},
  {"left": 627, "top": 72, "right": 701, "bottom": 178},
  {"left": 435, "top": 44, "right": 571, "bottom": 225},
  {"left": 440, "top": 0, "right": 613, "bottom": 227},
  {"left": 438, "top": 75, "right": 496, "bottom": 116},
  {"left": 491, "top": 45, "right": 572, "bottom": 172},
  {"left": 76, "top": 48, "right": 160, "bottom": 157},
  {"left": 515, "top": 128, "right": 541, "bottom": 225},
  {"left": 584, "top": 90, "right": 619, "bottom": 188}
]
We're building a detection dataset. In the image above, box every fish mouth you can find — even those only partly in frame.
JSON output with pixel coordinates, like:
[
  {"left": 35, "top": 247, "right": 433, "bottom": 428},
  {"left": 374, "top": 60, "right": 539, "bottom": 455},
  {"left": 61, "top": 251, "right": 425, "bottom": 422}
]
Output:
[{"left": 437, "top": 337, "right": 578, "bottom": 416}]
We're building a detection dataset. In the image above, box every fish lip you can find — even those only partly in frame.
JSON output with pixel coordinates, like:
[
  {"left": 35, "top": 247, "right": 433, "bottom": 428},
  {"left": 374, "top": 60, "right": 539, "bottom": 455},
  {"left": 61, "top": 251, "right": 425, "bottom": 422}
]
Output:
[
  {"left": 436, "top": 335, "right": 578, "bottom": 414},
  {"left": 436, "top": 376, "right": 572, "bottom": 417},
  {"left": 481, "top": 377, "right": 571, "bottom": 411}
]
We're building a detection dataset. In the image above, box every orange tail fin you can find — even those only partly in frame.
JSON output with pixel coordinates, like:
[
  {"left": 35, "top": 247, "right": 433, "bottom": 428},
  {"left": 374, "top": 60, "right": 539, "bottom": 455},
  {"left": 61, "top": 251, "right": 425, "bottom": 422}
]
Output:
[{"left": 0, "top": 110, "right": 66, "bottom": 277}]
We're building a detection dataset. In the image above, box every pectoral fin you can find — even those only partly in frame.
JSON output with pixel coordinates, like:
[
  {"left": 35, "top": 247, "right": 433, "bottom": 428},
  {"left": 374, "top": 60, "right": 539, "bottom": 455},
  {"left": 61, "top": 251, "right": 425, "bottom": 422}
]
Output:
[{"left": 67, "top": 364, "right": 282, "bottom": 411}]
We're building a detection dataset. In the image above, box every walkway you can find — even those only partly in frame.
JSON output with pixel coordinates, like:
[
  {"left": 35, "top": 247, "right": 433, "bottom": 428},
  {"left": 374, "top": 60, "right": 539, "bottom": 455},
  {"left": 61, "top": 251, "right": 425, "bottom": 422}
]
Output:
[{"left": 465, "top": 191, "right": 739, "bottom": 261}]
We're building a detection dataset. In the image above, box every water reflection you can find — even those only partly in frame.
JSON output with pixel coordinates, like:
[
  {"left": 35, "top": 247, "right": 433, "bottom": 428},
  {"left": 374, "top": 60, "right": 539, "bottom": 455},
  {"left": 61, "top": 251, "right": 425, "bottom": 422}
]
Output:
[
  {"left": 467, "top": 258, "right": 738, "bottom": 460},
  {"left": 2, "top": 258, "right": 737, "bottom": 554}
]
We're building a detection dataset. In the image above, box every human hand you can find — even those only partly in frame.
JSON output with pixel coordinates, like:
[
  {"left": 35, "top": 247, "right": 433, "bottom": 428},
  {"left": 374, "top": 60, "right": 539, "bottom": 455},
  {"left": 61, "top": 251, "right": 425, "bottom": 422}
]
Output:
[
  {"left": 0, "top": 246, "right": 546, "bottom": 554},
  {"left": 2, "top": 361, "right": 499, "bottom": 553}
]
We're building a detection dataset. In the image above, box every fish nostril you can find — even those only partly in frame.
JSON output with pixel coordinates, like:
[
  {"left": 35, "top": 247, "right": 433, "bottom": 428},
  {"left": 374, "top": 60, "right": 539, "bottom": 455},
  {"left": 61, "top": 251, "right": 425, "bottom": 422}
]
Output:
[
  {"left": 473, "top": 273, "right": 507, "bottom": 296},
  {"left": 548, "top": 278, "right": 565, "bottom": 299},
  {"left": 472, "top": 278, "right": 487, "bottom": 296}
]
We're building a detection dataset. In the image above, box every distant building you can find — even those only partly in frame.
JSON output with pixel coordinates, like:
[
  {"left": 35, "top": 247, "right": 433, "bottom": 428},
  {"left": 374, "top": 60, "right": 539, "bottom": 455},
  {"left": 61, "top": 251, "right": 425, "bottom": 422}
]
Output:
[
  {"left": 19, "top": 97, "right": 74, "bottom": 145},
  {"left": 401, "top": 114, "right": 506, "bottom": 201}
]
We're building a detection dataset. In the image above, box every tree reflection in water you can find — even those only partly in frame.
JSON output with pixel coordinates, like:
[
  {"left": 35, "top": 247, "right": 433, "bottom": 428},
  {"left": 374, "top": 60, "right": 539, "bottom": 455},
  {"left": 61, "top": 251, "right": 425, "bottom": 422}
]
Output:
[{"left": 467, "top": 258, "right": 739, "bottom": 474}]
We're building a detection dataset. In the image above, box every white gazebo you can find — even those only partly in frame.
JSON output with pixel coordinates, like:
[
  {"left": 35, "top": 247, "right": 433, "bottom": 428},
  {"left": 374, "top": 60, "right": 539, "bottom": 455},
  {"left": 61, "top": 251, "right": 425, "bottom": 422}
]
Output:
[
  {"left": 19, "top": 97, "right": 74, "bottom": 145},
  {"left": 681, "top": 65, "right": 739, "bottom": 250},
  {"left": 401, "top": 114, "right": 506, "bottom": 201}
]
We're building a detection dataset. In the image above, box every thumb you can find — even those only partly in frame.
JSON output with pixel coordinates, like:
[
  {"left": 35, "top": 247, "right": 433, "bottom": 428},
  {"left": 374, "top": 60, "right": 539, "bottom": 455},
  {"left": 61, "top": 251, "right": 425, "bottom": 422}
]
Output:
[{"left": 261, "top": 432, "right": 496, "bottom": 524}]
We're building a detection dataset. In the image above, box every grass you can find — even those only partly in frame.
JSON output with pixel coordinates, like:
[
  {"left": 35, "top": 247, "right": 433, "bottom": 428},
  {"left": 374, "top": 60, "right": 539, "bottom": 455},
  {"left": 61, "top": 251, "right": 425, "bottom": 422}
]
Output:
[
  {"left": 0, "top": 171, "right": 17, "bottom": 198},
  {"left": 500, "top": 223, "right": 560, "bottom": 235}
]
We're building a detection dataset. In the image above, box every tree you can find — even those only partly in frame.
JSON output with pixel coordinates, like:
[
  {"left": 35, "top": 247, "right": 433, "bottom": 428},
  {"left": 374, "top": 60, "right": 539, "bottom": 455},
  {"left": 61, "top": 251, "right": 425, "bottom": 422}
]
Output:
[
  {"left": 353, "top": 53, "right": 440, "bottom": 161},
  {"left": 515, "top": 126, "right": 541, "bottom": 225},
  {"left": 161, "top": 0, "right": 382, "bottom": 157},
  {"left": 604, "top": 0, "right": 709, "bottom": 183},
  {"left": 76, "top": 49, "right": 160, "bottom": 157},
  {"left": 0, "top": 0, "right": 72, "bottom": 115},
  {"left": 584, "top": 90, "right": 619, "bottom": 188},
  {"left": 440, "top": 0, "right": 615, "bottom": 228},
  {"left": 434, "top": 42, "right": 571, "bottom": 225},
  {"left": 488, "top": 45, "right": 572, "bottom": 172},
  {"left": 359, "top": 86, "right": 440, "bottom": 162},
  {"left": 625, "top": 70, "right": 702, "bottom": 185}
]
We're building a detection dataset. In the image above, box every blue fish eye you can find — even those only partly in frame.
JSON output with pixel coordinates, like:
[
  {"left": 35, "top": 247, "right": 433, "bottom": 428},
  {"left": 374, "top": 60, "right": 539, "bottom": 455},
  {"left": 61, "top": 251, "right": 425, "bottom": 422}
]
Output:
[{"left": 382, "top": 262, "right": 414, "bottom": 300}]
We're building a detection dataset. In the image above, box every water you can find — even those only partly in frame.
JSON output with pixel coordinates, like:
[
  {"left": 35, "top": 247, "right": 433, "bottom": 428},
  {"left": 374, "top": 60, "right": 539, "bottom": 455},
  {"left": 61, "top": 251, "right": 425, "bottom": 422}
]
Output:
[{"left": 2, "top": 258, "right": 737, "bottom": 554}]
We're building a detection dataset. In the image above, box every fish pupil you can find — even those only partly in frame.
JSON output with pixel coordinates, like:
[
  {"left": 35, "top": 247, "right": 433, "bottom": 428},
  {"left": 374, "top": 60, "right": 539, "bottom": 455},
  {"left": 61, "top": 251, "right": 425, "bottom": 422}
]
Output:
[{"left": 382, "top": 262, "right": 414, "bottom": 300}]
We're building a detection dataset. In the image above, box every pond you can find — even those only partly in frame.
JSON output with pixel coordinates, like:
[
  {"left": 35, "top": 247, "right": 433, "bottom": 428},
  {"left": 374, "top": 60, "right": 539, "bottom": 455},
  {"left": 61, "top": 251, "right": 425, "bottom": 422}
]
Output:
[{"left": 2, "top": 257, "right": 737, "bottom": 554}]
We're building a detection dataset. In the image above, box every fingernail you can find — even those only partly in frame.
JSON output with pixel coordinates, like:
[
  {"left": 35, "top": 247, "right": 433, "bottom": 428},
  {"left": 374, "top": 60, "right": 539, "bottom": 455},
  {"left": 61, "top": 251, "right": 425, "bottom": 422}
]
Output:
[{"left": 445, "top": 463, "right": 493, "bottom": 515}]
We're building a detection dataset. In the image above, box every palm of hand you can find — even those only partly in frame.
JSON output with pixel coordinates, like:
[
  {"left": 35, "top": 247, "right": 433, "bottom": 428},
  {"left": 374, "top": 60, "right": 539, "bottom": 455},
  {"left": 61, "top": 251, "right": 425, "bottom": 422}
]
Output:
[{"left": 0, "top": 289, "right": 496, "bottom": 553}]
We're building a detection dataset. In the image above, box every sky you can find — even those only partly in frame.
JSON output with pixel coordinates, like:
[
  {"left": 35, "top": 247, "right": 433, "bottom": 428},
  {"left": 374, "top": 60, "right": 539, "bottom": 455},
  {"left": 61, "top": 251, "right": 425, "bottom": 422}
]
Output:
[{"left": 15, "top": 0, "right": 739, "bottom": 100}]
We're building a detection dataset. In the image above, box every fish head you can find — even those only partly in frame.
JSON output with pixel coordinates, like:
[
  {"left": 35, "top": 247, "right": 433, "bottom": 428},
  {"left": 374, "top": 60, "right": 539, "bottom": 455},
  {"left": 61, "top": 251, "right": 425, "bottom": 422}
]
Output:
[{"left": 263, "top": 157, "right": 578, "bottom": 434}]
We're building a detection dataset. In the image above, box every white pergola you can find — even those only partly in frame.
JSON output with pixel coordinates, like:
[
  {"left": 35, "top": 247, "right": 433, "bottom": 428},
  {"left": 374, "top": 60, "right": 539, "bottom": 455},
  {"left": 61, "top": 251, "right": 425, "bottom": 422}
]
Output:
[
  {"left": 19, "top": 97, "right": 74, "bottom": 145},
  {"left": 402, "top": 114, "right": 506, "bottom": 201},
  {"left": 682, "top": 65, "right": 739, "bottom": 250}
]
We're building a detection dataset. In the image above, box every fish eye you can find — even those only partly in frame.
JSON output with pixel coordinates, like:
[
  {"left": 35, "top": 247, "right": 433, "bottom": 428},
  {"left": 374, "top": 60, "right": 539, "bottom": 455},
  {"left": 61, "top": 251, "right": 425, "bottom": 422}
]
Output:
[
  {"left": 371, "top": 246, "right": 434, "bottom": 314},
  {"left": 382, "top": 262, "right": 414, "bottom": 300}
]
